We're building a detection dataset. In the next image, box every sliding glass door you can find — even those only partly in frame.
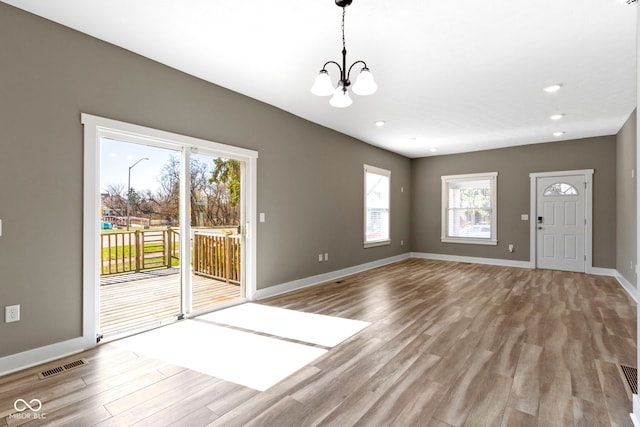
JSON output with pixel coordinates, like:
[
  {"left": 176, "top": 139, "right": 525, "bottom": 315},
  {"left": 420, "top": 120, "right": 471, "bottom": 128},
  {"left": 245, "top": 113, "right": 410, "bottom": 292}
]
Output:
[{"left": 91, "top": 125, "right": 252, "bottom": 342}]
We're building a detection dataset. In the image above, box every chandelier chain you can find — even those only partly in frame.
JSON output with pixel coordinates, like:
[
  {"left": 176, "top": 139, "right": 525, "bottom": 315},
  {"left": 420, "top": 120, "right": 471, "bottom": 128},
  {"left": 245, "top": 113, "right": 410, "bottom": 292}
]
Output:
[{"left": 341, "top": 7, "right": 346, "bottom": 51}]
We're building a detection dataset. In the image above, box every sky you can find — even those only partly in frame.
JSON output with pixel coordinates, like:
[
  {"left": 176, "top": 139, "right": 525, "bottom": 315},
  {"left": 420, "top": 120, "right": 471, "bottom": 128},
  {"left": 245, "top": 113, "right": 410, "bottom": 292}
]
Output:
[
  {"left": 100, "top": 137, "right": 177, "bottom": 194},
  {"left": 100, "top": 137, "right": 235, "bottom": 197}
]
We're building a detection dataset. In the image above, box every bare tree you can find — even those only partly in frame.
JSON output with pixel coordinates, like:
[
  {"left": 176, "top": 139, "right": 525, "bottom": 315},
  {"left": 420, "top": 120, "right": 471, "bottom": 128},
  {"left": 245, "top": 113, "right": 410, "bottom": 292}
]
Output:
[
  {"left": 102, "top": 183, "right": 127, "bottom": 217},
  {"left": 155, "top": 155, "right": 180, "bottom": 225},
  {"left": 102, "top": 155, "right": 240, "bottom": 227}
]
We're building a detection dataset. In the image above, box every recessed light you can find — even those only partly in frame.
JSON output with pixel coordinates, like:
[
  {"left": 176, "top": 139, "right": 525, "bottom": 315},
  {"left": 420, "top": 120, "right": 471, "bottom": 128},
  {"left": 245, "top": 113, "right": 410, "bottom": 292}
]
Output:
[
  {"left": 544, "top": 84, "right": 563, "bottom": 93},
  {"left": 375, "top": 120, "right": 386, "bottom": 127},
  {"left": 553, "top": 131, "right": 566, "bottom": 137},
  {"left": 549, "top": 114, "right": 565, "bottom": 120},
  {"left": 430, "top": 148, "right": 438, "bottom": 153}
]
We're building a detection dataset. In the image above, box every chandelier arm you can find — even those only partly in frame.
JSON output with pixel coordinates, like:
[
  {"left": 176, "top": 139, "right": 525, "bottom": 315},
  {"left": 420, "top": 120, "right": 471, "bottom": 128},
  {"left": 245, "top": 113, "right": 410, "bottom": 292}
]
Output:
[
  {"left": 322, "top": 60, "right": 343, "bottom": 74},
  {"left": 346, "top": 60, "right": 368, "bottom": 82}
]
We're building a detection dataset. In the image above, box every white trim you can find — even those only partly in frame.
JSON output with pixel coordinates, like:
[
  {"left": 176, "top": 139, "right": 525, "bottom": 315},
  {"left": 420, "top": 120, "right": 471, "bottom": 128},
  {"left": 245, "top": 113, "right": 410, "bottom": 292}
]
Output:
[
  {"left": 411, "top": 252, "right": 531, "bottom": 269},
  {"left": 254, "top": 253, "right": 411, "bottom": 300},
  {"left": 364, "top": 164, "right": 391, "bottom": 247},
  {"left": 590, "top": 267, "right": 616, "bottom": 277},
  {"left": 615, "top": 271, "right": 638, "bottom": 303},
  {"left": 180, "top": 147, "right": 192, "bottom": 314},
  {"left": 529, "top": 176, "right": 536, "bottom": 269},
  {"left": 363, "top": 240, "right": 391, "bottom": 248},
  {"left": 81, "top": 113, "right": 258, "bottom": 340},
  {"left": 440, "top": 237, "right": 498, "bottom": 246},
  {"left": 441, "top": 171, "right": 498, "bottom": 180},
  {"left": 441, "top": 172, "right": 498, "bottom": 245},
  {"left": 82, "top": 114, "right": 101, "bottom": 351},
  {"left": 411, "top": 254, "right": 635, "bottom": 303},
  {"left": 632, "top": 395, "right": 640, "bottom": 427},
  {"left": 0, "top": 337, "right": 89, "bottom": 377},
  {"left": 244, "top": 156, "right": 258, "bottom": 300},
  {"left": 529, "top": 169, "right": 594, "bottom": 272},
  {"left": 82, "top": 115, "right": 258, "bottom": 159},
  {"left": 529, "top": 169, "right": 595, "bottom": 178},
  {"left": 363, "top": 164, "right": 391, "bottom": 177}
]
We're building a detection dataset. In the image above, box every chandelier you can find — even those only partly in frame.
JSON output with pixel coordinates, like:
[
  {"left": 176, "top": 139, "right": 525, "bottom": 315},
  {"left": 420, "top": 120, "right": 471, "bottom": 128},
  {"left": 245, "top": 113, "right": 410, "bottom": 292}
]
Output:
[{"left": 310, "top": 0, "right": 378, "bottom": 108}]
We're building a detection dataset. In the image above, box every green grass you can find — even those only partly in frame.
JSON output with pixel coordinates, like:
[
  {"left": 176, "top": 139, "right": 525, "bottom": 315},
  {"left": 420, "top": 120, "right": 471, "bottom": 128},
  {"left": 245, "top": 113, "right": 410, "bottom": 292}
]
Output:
[{"left": 101, "top": 241, "right": 179, "bottom": 275}]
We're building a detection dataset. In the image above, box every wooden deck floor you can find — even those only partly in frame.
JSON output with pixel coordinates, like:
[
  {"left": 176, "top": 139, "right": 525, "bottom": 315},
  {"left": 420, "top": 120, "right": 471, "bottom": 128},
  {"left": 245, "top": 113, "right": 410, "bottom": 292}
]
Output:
[{"left": 100, "top": 269, "right": 241, "bottom": 337}]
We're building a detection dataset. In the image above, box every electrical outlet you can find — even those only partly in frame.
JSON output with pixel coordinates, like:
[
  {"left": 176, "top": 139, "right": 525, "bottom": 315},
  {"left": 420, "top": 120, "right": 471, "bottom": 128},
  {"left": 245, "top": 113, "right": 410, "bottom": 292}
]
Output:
[
  {"left": 5, "top": 305, "right": 20, "bottom": 323},
  {"left": 508, "top": 244, "right": 514, "bottom": 253}
]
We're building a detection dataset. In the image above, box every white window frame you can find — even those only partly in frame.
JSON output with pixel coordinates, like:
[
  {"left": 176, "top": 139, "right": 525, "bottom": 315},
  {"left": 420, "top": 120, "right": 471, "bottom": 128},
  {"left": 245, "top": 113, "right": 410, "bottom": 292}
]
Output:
[
  {"left": 441, "top": 172, "right": 498, "bottom": 245},
  {"left": 364, "top": 164, "right": 391, "bottom": 248}
]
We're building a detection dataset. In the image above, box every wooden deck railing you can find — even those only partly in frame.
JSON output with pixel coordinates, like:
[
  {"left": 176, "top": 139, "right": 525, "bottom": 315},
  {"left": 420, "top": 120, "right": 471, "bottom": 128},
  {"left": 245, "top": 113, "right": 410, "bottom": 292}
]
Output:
[
  {"left": 101, "top": 229, "right": 179, "bottom": 275},
  {"left": 193, "top": 233, "right": 241, "bottom": 284},
  {"left": 100, "top": 229, "right": 239, "bottom": 284}
]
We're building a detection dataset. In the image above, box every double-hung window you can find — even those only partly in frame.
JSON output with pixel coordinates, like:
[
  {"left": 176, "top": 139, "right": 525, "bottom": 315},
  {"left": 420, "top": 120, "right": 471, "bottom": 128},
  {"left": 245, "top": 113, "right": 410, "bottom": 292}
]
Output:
[
  {"left": 364, "top": 165, "right": 391, "bottom": 248},
  {"left": 441, "top": 172, "right": 497, "bottom": 245}
]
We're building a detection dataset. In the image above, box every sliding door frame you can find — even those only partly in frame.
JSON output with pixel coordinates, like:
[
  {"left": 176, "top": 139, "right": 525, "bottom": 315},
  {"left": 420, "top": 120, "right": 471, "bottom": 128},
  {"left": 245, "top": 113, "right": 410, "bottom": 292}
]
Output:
[{"left": 82, "top": 113, "right": 258, "bottom": 346}]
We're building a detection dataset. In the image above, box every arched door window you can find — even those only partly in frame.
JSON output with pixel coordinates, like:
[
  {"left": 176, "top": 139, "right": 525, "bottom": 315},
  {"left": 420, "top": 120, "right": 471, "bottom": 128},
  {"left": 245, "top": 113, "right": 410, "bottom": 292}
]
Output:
[{"left": 543, "top": 182, "right": 578, "bottom": 196}]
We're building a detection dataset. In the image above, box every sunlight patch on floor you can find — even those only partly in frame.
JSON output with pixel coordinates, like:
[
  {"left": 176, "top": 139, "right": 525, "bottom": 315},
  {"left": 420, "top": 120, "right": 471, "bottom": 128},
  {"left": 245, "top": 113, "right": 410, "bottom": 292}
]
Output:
[
  {"left": 112, "top": 319, "right": 326, "bottom": 391},
  {"left": 199, "top": 303, "right": 371, "bottom": 347},
  {"left": 112, "top": 303, "right": 369, "bottom": 391}
]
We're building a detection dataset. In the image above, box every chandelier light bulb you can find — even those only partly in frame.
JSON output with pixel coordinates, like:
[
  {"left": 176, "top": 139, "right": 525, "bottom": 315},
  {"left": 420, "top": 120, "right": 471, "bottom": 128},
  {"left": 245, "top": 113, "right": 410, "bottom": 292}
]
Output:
[
  {"left": 310, "top": 70, "right": 335, "bottom": 96},
  {"left": 352, "top": 68, "right": 378, "bottom": 96},
  {"left": 329, "top": 84, "right": 353, "bottom": 108}
]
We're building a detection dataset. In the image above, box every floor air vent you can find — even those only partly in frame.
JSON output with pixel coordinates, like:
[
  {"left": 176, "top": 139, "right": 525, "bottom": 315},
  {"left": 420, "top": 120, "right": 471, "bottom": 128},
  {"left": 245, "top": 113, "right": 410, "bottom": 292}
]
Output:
[
  {"left": 619, "top": 364, "right": 638, "bottom": 396},
  {"left": 39, "top": 359, "right": 89, "bottom": 379}
]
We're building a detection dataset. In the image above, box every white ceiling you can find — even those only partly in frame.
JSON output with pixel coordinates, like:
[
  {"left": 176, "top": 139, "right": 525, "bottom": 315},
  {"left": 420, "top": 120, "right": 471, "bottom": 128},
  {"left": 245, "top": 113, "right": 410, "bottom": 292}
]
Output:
[{"left": 4, "top": 0, "right": 637, "bottom": 158}]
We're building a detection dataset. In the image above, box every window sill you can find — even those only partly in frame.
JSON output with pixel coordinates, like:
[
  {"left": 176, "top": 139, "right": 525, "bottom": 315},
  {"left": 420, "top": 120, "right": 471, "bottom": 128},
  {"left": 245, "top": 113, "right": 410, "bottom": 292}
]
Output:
[
  {"left": 441, "top": 237, "right": 498, "bottom": 246},
  {"left": 364, "top": 240, "right": 391, "bottom": 249}
]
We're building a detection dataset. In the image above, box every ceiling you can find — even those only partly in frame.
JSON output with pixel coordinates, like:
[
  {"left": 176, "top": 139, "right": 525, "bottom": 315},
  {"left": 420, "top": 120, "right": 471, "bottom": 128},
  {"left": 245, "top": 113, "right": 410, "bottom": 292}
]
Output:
[{"left": 3, "top": 0, "right": 637, "bottom": 158}]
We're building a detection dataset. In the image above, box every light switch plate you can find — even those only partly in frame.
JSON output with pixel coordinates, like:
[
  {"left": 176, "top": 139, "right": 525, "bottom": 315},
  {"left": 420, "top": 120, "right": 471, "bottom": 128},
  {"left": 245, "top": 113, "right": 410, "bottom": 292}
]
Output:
[{"left": 521, "top": 214, "right": 529, "bottom": 221}]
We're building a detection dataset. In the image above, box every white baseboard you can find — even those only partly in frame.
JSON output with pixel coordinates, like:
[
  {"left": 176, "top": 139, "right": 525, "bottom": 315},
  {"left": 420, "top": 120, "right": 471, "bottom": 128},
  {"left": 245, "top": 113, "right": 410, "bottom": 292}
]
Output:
[
  {"left": 614, "top": 270, "right": 638, "bottom": 303},
  {"left": 253, "top": 253, "right": 411, "bottom": 300},
  {"left": 0, "top": 337, "right": 91, "bottom": 377},
  {"left": 632, "top": 395, "right": 640, "bottom": 427},
  {"left": 590, "top": 267, "right": 616, "bottom": 277},
  {"left": 410, "top": 252, "right": 532, "bottom": 269}
]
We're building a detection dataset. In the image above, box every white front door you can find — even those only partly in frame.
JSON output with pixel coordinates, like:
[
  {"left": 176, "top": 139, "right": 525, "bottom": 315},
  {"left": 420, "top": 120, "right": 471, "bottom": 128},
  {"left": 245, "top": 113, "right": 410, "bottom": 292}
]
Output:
[{"left": 536, "top": 175, "right": 586, "bottom": 272}]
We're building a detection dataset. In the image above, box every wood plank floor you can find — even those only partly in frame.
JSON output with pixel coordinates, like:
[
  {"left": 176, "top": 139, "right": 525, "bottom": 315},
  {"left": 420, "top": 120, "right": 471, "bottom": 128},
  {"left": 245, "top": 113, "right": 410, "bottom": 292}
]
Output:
[
  {"left": 100, "top": 271, "right": 241, "bottom": 337},
  {"left": 0, "top": 259, "right": 636, "bottom": 426}
]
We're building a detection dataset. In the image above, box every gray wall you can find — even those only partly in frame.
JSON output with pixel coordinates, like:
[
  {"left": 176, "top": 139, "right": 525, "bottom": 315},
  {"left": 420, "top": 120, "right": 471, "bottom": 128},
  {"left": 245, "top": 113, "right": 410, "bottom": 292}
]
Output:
[
  {"left": 411, "top": 136, "right": 617, "bottom": 268},
  {"left": 617, "top": 110, "right": 637, "bottom": 287},
  {"left": 0, "top": 4, "right": 411, "bottom": 357}
]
